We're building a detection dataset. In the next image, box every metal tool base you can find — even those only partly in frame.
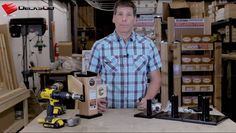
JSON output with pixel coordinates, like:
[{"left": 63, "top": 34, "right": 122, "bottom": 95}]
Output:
[
  {"left": 155, "top": 112, "right": 228, "bottom": 126},
  {"left": 188, "top": 106, "right": 213, "bottom": 112},
  {"left": 183, "top": 114, "right": 228, "bottom": 125},
  {"left": 76, "top": 113, "right": 102, "bottom": 119},
  {"left": 134, "top": 111, "right": 162, "bottom": 119},
  {"left": 155, "top": 112, "right": 191, "bottom": 122}
]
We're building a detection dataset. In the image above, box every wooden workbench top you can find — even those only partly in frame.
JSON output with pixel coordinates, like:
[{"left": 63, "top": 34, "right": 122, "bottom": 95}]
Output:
[{"left": 20, "top": 109, "right": 236, "bottom": 132}]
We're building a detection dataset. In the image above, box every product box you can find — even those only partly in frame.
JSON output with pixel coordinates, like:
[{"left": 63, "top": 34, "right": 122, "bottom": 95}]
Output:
[{"left": 58, "top": 41, "right": 72, "bottom": 56}]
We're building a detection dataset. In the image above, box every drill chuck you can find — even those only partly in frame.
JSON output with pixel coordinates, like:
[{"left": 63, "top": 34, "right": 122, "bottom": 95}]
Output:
[
  {"left": 51, "top": 92, "right": 71, "bottom": 99},
  {"left": 72, "top": 93, "right": 84, "bottom": 101}
]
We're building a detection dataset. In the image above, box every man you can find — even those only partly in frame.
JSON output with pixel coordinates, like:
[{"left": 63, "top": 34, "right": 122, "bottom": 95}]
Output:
[{"left": 88, "top": 0, "right": 162, "bottom": 112}]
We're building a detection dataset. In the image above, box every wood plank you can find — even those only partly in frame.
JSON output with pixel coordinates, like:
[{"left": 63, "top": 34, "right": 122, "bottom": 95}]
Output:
[
  {"left": 182, "top": 64, "right": 214, "bottom": 71},
  {"left": 0, "top": 34, "right": 14, "bottom": 90},
  {"left": 0, "top": 35, "right": 5, "bottom": 83},
  {"left": 173, "top": 43, "right": 182, "bottom": 106},
  {"left": 23, "top": 99, "right": 28, "bottom": 126},
  {"left": 154, "top": 17, "right": 162, "bottom": 48},
  {"left": 182, "top": 85, "right": 213, "bottom": 92},
  {"left": 0, "top": 34, "right": 11, "bottom": 90},
  {"left": 214, "top": 42, "right": 222, "bottom": 111},
  {"left": 0, "top": 24, "right": 18, "bottom": 89},
  {"left": 160, "top": 44, "right": 169, "bottom": 110},
  {"left": 181, "top": 43, "right": 213, "bottom": 51},
  {"left": 0, "top": 48, "right": 6, "bottom": 89},
  {"left": 167, "top": 17, "right": 175, "bottom": 43},
  {"left": 222, "top": 53, "right": 236, "bottom": 60}
]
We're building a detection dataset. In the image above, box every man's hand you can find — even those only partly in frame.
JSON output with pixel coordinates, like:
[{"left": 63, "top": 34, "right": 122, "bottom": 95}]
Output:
[
  {"left": 97, "top": 98, "right": 107, "bottom": 112},
  {"left": 136, "top": 97, "right": 147, "bottom": 111}
]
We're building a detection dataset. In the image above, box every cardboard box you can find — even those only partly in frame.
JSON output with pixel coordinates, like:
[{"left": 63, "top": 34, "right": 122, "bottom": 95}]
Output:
[
  {"left": 58, "top": 41, "right": 72, "bottom": 56},
  {"left": 174, "top": 19, "right": 204, "bottom": 41},
  {"left": 0, "top": 107, "right": 15, "bottom": 132},
  {"left": 188, "top": 2, "right": 205, "bottom": 18},
  {"left": 224, "top": 4, "right": 236, "bottom": 19}
]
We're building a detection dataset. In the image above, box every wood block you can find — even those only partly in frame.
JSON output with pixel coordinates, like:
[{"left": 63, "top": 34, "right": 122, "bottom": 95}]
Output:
[
  {"left": 214, "top": 42, "right": 222, "bottom": 111},
  {"left": 68, "top": 75, "right": 83, "bottom": 94},
  {"left": 160, "top": 44, "right": 169, "bottom": 109},
  {"left": 76, "top": 76, "right": 98, "bottom": 116}
]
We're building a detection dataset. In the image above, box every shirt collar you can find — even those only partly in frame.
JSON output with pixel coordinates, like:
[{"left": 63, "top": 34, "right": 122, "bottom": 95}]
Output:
[{"left": 113, "top": 31, "right": 135, "bottom": 42}]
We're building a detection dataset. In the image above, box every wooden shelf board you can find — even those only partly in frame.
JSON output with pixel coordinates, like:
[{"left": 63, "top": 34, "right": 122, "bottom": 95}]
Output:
[
  {"left": 4, "top": 119, "right": 24, "bottom": 133},
  {"left": 181, "top": 43, "right": 213, "bottom": 51},
  {"left": 0, "top": 88, "right": 30, "bottom": 113}
]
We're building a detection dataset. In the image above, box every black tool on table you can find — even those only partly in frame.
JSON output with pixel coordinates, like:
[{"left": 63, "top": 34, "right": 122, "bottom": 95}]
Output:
[
  {"left": 188, "top": 95, "right": 212, "bottom": 112},
  {"left": 134, "top": 98, "right": 161, "bottom": 119},
  {"left": 183, "top": 97, "right": 228, "bottom": 125},
  {"left": 155, "top": 95, "right": 190, "bottom": 122},
  {"left": 155, "top": 95, "right": 228, "bottom": 125}
]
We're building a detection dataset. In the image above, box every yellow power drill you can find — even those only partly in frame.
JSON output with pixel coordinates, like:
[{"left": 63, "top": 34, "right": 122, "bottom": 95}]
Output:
[
  {"left": 38, "top": 82, "right": 84, "bottom": 128},
  {"left": 49, "top": 83, "right": 66, "bottom": 115}
]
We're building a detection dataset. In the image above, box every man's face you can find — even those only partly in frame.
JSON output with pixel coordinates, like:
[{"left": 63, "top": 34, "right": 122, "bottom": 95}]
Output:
[{"left": 112, "top": 6, "right": 136, "bottom": 35}]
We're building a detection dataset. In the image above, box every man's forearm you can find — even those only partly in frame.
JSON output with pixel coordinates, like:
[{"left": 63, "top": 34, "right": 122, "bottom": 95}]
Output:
[{"left": 144, "top": 70, "right": 161, "bottom": 100}]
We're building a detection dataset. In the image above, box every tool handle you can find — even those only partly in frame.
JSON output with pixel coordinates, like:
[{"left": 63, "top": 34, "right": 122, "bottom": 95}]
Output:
[{"left": 46, "top": 104, "right": 54, "bottom": 122}]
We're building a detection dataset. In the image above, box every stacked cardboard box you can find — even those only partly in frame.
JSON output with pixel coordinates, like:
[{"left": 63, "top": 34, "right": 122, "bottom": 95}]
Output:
[
  {"left": 58, "top": 41, "right": 72, "bottom": 57},
  {"left": 216, "top": 4, "right": 236, "bottom": 21}
]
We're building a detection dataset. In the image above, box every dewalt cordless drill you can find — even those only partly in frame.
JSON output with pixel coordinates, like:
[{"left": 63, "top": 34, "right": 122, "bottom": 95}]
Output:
[{"left": 38, "top": 82, "right": 84, "bottom": 128}]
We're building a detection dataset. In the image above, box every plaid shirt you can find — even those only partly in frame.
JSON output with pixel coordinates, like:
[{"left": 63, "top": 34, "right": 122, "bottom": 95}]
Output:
[{"left": 88, "top": 31, "right": 162, "bottom": 108}]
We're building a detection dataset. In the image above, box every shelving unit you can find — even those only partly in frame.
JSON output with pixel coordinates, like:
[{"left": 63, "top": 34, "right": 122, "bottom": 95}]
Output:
[
  {"left": 173, "top": 35, "right": 222, "bottom": 110},
  {"left": 211, "top": 18, "right": 236, "bottom": 121},
  {"left": 212, "top": 18, "right": 236, "bottom": 51},
  {"left": 182, "top": 37, "right": 213, "bottom": 107}
]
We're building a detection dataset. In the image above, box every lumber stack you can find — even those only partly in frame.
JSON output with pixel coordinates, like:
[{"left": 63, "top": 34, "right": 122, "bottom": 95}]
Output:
[{"left": 0, "top": 24, "right": 18, "bottom": 90}]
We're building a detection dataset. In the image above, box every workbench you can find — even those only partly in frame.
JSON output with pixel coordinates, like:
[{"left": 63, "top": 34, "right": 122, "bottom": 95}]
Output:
[{"left": 20, "top": 109, "right": 236, "bottom": 132}]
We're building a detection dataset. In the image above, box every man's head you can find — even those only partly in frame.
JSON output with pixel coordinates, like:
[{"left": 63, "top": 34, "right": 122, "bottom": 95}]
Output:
[
  {"left": 112, "top": 0, "right": 137, "bottom": 38},
  {"left": 113, "top": 0, "right": 136, "bottom": 16}
]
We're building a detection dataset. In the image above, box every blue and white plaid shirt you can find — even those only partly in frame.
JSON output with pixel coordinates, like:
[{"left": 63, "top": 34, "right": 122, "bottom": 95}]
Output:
[{"left": 88, "top": 31, "right": 162, "bottom": 108}]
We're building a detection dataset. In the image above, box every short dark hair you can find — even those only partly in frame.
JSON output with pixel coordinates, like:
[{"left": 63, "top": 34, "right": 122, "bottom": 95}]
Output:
[{"left": 113, "top": 0, "right": 136, "bottom": 16}]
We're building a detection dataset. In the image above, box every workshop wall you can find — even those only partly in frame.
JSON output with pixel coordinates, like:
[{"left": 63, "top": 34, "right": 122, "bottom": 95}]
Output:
[{"left": 0, "top": 0, "right": 71, "bottom": 86}]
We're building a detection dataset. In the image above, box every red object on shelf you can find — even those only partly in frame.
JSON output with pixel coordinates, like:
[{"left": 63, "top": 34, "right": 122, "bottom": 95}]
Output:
[{"left": 54, "top": 43, "right": 59, "bottom": 60}]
